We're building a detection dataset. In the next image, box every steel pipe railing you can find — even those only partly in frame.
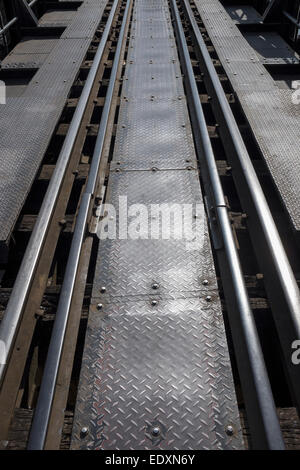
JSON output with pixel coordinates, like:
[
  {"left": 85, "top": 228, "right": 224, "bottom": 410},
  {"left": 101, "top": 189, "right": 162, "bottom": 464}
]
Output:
[{"left": 170, "top": 0, "right": 285, "bottom": 449}]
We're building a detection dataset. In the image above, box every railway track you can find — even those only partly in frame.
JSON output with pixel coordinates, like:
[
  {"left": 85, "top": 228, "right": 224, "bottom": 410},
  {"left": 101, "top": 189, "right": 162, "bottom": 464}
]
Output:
[{"left": 0, "top": 0, "right": 300, "bottom": 450}]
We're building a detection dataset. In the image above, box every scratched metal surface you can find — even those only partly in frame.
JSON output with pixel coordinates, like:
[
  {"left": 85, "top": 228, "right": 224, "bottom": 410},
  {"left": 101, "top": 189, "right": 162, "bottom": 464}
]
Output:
[{"left": 71, "top": 0, "right": 243, "bottom": 450}]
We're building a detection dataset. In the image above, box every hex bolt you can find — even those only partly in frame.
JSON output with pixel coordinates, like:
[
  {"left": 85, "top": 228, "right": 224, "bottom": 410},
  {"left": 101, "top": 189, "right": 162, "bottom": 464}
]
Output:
[
  {"left": 100, "top": 286, "right": 106, "bottom": 293},
  {"left": 152, "top": 283, "right": 159, "bottom": 290},
  {"left": 226, "top": 425, "right": 234, "bottom": 436},
  {"left": 81, "top": 427, "right": 89, "bottom": 437},
  {"left": 152, "top": 426, "right": 160, "bottom": 437},
  {"left": 97, "top": 303, "right": 103, "bottom": 310}
]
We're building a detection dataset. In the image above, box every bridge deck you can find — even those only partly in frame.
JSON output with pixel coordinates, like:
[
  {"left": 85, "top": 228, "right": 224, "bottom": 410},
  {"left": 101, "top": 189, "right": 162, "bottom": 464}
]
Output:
[{"left": 70, "top": 0, "right": 243, "bottom": 451}]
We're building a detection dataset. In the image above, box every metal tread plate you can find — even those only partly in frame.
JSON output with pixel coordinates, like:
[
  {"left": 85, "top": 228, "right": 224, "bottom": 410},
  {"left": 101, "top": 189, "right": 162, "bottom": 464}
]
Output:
[
  {"left": 71, "top": 297, "right": 242, "bottom": 450},
  {"left": 71, "top": 0, "right": 243, "bottom": 450},
  {"left": 90, "top": 170, "right": 214, "bottom": 299},
  {"left": 128, "top": 37, "right": 178, "bottom": 64},
  {"left": 238, "top": 89, "right": 300, "bottom": 228},
  {"left": 38, "top": 9, "right": 77, "bottom": 27},
  {"left": 0, "top": 0, "right": 108, "bottom": 242},
  {"left": 0, "top": 96, "right": 62, "bottom": 238},
  {"left": 194, "top": 0, "right": 300, "bottom": 231},
  {"left": 111, "top": 98, "right": 196, "bottom": 170},
  {"left": 121, "top": 63, "right": 184, "bottom": 100},
  {"left": 1, "top": 37, "right": 58, "bottom": 69}
]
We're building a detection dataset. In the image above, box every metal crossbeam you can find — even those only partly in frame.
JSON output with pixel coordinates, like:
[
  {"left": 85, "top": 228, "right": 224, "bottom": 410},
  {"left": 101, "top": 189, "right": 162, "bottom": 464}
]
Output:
[{"left": 14, "top": 0, "right": 38, "bottom": 27}]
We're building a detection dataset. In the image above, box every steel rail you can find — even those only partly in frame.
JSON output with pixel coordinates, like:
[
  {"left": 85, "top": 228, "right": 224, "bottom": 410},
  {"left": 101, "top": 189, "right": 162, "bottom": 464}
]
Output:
[
  {"left": 182, "top": 0, "right": 300, "bottom": 413},
  {"left": 170, "top": 0, "right": 284, "bottom": 450},
  {"left": 27, "top": 0, "right": 131, "bottom": 450},
  {"left": 0, "top": 0, "right": 119, "bottom": 384}
]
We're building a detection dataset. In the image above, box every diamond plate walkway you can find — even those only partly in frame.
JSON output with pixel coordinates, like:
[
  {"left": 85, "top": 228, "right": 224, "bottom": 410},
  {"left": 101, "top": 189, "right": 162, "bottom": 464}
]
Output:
[
  {"left": 71, "top": 0, "right": 243, "bottom": 450},
  {"left": 0, "top": 0, "right": 108, "bottom": 246},
  {"left": 194, "top": 0, "right": 300, "bottom": 232}
]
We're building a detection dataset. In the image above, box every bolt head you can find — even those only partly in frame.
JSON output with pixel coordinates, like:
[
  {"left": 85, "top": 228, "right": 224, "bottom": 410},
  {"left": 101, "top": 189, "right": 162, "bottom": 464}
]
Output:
[
  {"left": 226, "top": 425, "right": 234, "bottom": 436},
  {"left": 203, "top": 279, "right": 209, "bottom": 286},
  {"left": 152, "top": 426, "right": 160, "bottom": 437},
  {"left": 100, "top": 286, "right": 106, "bottom": 293},
  {"left": 152, "top": 283, "right": 159, "bottom": 290},
  {"left": 97, "top": 303, "right": 103, "bottom": 310},
  {"left": 151, "top": 300, "right": 158, "bottom": 306},
  {"left": 206, "top": 295, "right": 212, "bottom": 302}
]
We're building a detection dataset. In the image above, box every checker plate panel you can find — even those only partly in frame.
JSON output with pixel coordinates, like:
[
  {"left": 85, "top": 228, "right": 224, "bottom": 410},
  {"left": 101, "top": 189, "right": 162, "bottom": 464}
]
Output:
[{"left": 71, "top": 0, "right": 243, "bottom": 450}]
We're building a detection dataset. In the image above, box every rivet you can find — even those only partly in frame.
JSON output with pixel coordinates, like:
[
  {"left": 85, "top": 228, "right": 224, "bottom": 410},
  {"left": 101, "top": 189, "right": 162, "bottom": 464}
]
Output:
[
  {"left": 152, "top": 426, "right": 160, "bottom": 436},
  {"left": 203, "top": 279, "right": 209, "bottom": 286},
  {"left": 152, "top": 283, "right": 159, "bottom": 290},
  {"left": 151, "top": 300, "right": 158, "bottom": 306},
  {"left": 59, "top": 219, "right": 67, "bottom": 227},
  {"left": 206, "top": 295, "right": 212, "bottom": 302},
  {"left": 226, "top": 425, "right": 234, "bottom": 436},
  {"left": 81, "top": 427, "right": 89, "bottom": 437},
  {"left": 100, "top": 287, "right": 106, "bottom": 293},
  {"left": 97, "top": 303, "right": 103, "bottom": 310}
]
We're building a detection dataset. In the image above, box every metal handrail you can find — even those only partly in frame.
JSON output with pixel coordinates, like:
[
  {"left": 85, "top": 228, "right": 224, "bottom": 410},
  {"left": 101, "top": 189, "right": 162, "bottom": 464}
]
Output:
[
  {"left": 170, "top": 0, "right": 284, "bottom": 449},
  {"left": 27, "top": 0, "right": 130, "bottom": 449},
  {"left": 0, "top": 0, "right": 119, "bottom": 384}
]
